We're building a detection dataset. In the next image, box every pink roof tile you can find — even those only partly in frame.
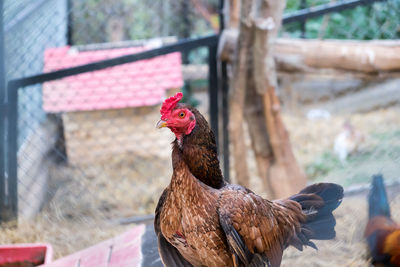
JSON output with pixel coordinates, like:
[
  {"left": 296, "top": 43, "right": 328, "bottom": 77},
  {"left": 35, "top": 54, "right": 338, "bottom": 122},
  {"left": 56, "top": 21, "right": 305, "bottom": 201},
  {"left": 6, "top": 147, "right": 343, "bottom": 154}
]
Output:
[
  {"left": 43, "top": 46, "right": 183, "bottom": 112},
  {"left": 41, "top": 225, "right": 145, "bottom": 267}
]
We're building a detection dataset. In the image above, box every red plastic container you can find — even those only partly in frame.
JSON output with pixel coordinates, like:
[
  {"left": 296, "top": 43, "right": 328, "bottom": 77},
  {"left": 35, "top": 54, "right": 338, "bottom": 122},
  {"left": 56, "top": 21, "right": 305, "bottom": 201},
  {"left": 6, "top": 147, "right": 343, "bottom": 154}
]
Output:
[{"left": 0, "top": 244, "right": 53, "bottom": 266}]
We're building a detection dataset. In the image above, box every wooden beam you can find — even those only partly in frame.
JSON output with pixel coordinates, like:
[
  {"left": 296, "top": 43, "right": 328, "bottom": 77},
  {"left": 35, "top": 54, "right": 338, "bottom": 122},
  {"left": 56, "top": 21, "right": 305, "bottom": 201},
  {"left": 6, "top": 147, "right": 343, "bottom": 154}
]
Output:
[
  {"left": 219, "top": 31, "right": 400, "bottom": 73},
  {"left": 275, "top": 38, "right": 400, "bottom": 73}
]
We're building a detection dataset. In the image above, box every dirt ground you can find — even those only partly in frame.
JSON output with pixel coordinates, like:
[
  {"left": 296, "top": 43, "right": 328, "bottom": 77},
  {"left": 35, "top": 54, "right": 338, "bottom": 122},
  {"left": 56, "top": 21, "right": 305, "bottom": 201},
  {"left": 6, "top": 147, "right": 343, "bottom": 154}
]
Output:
[{"left": 1, "top": 107, "right": 400, "bottom": 265}]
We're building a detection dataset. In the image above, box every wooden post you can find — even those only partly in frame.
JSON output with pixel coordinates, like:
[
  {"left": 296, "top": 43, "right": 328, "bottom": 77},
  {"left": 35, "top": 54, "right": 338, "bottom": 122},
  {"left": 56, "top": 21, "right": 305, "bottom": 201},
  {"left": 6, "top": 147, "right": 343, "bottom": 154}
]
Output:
[
  {"left": 228, "top": 0, "right": 252, "bottom": 187},
  {"left": 252, "top": 0, "right": 307, "bottom": 197},
  {"left": 244, "top": 70, "right": 275, "bottom": 197},
  {"left": 226, "top": 0, "right": 307, "bottom": 197},
  {"left": 228, "top": 0, "right": 240, "bottom": 29}
]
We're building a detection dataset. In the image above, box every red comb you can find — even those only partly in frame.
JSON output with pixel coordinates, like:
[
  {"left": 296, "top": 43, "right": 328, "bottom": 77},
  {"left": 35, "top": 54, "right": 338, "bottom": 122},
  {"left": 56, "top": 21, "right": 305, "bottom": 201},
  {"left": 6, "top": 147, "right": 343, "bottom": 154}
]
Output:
[{"left": 160, "top": 92, "right": 183, "bottom": 120}]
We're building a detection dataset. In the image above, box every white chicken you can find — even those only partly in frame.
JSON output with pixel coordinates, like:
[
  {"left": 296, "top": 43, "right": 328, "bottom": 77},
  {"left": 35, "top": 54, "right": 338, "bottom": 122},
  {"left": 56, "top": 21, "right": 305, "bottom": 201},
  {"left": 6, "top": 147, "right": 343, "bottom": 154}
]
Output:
[{"left": 334, "top": 120, "right": 365, "bottom": 162}]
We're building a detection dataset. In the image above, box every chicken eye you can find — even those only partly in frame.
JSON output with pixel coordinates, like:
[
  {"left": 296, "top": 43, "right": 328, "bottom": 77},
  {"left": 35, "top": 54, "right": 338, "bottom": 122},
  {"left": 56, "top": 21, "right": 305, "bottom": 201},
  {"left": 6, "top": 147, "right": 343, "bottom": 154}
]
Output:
[{"left": 179, "top": 112, "right": 186, "bottom": 118}]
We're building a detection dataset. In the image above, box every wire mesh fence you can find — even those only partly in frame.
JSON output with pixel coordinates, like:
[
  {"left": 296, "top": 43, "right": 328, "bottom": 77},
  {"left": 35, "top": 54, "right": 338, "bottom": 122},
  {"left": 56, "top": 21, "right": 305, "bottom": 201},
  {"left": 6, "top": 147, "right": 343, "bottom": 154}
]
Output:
[
  {"left": 4, "top": 45, "right": 214, "bottom": 259},
  {"left": 257, "top": 1, "right": 400, "bottom": 265},
  {"left": 1, "top": 0, "right": 400, "bottom": 265},
  {"left": 282, "top": 0, "right": 400, "bottom": 39},
  {"left": 2, "top": 0, "right": 217, "bottom": 258},
  {"left": 275, "top": 0, "right": 400, "bottom": 188}
]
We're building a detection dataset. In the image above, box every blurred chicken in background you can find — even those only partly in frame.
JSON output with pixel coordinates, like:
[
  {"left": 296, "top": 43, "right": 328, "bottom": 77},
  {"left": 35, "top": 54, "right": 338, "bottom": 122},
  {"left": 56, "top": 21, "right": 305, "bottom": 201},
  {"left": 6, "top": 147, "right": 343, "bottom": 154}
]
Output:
[
  {"left": 333, "top": 120, "right": 365, "bottom": 162},
  {"left": 364, "top": 174, "right": 400, "bottom": 266}
]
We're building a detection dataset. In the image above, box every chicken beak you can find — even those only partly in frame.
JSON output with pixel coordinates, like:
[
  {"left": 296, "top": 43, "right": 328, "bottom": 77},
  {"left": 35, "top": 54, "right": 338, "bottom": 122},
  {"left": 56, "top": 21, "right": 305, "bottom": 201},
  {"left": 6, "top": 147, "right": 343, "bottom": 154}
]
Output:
[{"left": 156, "top": 120, "right": 168, "bottom": 129}]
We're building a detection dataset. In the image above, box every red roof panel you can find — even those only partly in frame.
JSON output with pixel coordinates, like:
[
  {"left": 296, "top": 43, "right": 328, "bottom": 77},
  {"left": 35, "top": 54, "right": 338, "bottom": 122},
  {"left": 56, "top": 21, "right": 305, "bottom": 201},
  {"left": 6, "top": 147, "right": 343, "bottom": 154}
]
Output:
[{"left": 43, "top": 46, "right": 183, "bottom": 112}]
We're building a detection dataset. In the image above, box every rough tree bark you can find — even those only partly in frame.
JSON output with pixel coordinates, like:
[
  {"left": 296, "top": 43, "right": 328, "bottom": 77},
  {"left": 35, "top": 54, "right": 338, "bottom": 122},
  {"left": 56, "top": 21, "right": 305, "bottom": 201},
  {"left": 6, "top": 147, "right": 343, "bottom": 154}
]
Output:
[
  {"left": 228, "top": 0, "right": 253, "bottom": 188},
  {"left": 244, "top": 67, "right": 274, "bottom": 197},
  {"left": 227, "top": 0, "right": 307, "bottom": 197},
  {"left": 228, "top": 0, "right": 240, "bottom": 29},
  {"left": 251, "top": 0, "right": 307, "bottom": 197}
]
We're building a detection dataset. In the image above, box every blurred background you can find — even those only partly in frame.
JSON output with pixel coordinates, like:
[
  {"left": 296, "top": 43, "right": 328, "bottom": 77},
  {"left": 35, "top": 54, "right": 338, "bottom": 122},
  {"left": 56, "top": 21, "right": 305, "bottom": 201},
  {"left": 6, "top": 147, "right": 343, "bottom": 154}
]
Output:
[{"left": 1, "top": 0, "right": 400, "bottom": 266}]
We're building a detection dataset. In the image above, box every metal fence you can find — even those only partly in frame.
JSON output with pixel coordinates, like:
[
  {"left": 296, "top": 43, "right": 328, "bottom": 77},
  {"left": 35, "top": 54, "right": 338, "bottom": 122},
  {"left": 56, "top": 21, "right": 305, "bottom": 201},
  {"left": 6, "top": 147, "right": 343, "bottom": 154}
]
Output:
[
  {"left": 1, "top": 0, "right": 400, "bottom": 263},
  {"left": 1, "top": 0, "right": 221, "bottom": 258},
  {"left": 3, "top": 35, "right": 219, "bottom": 258}
]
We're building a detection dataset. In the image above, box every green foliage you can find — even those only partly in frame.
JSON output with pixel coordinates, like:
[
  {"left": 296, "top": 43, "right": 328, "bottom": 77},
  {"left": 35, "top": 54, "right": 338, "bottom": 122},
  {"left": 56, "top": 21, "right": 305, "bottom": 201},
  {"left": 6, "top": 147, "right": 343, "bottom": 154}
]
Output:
[
  {"left": 182, "top": 85, "right": 200, "bottom": 107},
  {"left": 370, "top": 130, "right": 400, "bottom": 141},
  {"left": 70, "top": 0, "right": 218, "bottom": 45},
  {"left": 286, "top": 0, "right": 331, "bottom": 13},
  {"left": 306, "top": 151, "right": 342, "bottom": 180},
  {"left": 283, "top": 0, "right": 400, "bottom": 40}
]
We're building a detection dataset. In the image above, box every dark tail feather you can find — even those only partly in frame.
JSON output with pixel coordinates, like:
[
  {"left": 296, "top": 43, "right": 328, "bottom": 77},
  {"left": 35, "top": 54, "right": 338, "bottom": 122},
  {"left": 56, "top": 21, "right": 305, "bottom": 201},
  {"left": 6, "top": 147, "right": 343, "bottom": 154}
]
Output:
[
  {"left": 290, "top": 183, "right": 344, "bottom": 245},
  {"left": 368, "top": 174, "right": 391, "bottom": 219}
]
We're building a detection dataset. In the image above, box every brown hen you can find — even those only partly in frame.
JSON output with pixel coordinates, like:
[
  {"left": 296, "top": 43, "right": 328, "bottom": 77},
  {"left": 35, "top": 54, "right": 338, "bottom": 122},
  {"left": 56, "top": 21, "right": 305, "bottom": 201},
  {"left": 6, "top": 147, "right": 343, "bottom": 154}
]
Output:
[{"left": 155, "top": 93, "right": 343, "bottom": 267}]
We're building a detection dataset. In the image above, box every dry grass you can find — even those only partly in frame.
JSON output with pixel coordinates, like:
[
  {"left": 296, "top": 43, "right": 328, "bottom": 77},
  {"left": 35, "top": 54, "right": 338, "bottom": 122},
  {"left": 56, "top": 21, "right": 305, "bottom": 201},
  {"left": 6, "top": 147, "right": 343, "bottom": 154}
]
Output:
[
  {"left": 0, "top": 153, "right": 172, "bottom": 259},
  {"left": 283, "top": 107, "right": 400, "bottom": 167}
]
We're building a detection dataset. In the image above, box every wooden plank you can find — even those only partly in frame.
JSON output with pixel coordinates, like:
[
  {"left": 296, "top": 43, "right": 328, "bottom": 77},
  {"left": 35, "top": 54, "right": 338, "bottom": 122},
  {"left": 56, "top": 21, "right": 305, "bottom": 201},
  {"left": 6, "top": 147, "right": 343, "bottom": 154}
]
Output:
[
  {"left": 77, "top": 242, "right": 111, "bottom": 267},
  {"left": 41, "top": 225, "right": 145, "bottom": 267},
  {"left": 107, "top": 242, "right": 142, "bottom": 267},
  {"left": 41, "top": 256, "right": 78, "bottom": 267}
]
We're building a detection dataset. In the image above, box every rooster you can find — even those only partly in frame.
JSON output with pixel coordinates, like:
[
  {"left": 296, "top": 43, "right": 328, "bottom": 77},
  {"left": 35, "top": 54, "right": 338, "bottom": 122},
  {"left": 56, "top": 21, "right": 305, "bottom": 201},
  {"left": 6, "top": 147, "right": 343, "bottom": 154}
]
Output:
[
  {"left": 155, "top": 92, "right": 344, "bottom": 267},
  {"left": 364, "top": 174, "right": 400, "bottom": 266}
]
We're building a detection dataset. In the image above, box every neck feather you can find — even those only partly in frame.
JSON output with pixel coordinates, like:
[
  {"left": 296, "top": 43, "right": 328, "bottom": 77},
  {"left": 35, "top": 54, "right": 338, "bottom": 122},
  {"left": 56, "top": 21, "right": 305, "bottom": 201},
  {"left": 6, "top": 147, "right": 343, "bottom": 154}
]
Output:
[{"left": 174, "top": 113, "right": 226, "bottom": 189}]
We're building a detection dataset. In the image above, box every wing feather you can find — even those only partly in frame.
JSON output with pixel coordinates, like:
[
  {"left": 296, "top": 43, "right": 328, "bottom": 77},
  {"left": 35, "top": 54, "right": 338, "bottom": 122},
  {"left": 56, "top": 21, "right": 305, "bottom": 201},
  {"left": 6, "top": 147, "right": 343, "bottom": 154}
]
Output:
[
  {"left": 155, "top": 188, "right": 193, "bottom": 267},
  {"left": 217, "top": 189, "right": 297, "bottom": 267}
]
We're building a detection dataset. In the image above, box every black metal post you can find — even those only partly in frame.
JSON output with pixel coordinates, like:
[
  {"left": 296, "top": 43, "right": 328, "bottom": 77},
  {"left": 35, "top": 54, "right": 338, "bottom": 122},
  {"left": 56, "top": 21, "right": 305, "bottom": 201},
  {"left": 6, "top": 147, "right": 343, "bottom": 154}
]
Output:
[
  {"left": 218, "top": 0, "right": 225, "bottom": 30},
  {"left": 181, "top": 0, "right": 191, "bottom": 64},
  {"left": 4, "top": 82, "right": 18, "bottom": 222},
  {"left": 282, "top": 0, "right": 387, "bottom": 24},
  {"left": 300, "top": 0, "right": 307, "bottom": 38},
  {"left": 0, "top": 0, "right": 7, "bottom": 222},
  {"left": 66, "top": 0, "right": 73, "bottom": 45},
  {"left": 180, "top": 0, "right": 194, "bottom": 107},
  {"left": 208, "top": 44, "right": 219, "bottom": 148},
  {"left": 220, "top": 61, "right": 230, "bottom": 181},
  {"left": 219, "top": 0, "right": 230, "bottom": 181},
  {"left": 10, "top": 35, "right": 218, "bottom": 89}
]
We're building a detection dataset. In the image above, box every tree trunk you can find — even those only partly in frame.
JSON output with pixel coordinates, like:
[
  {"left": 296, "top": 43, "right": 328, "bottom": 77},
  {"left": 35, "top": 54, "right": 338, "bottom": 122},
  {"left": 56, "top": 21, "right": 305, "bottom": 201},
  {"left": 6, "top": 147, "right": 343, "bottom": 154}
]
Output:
[
  {"left": 227, "top": 0, "right": 307, "bottom": 196},
  {"left": 250, "top": 0, "right": 307, "bottom": 197},
  {"left": 228, "top": 0, "right": 240, "bottom": 29},
  {"left": 244, "top": 67, "right": 274, "bottom": 197},
  {"left": 228, "top": 0, "right": 253, "bottom": 187},
  {"left": 261, "top": 87, "right": 307, "bottom": 197}
]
